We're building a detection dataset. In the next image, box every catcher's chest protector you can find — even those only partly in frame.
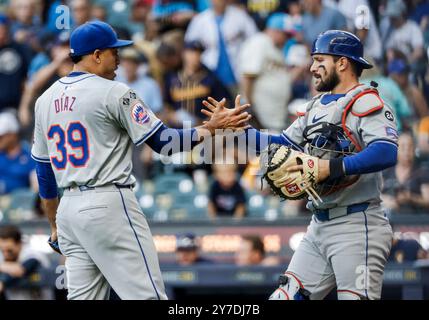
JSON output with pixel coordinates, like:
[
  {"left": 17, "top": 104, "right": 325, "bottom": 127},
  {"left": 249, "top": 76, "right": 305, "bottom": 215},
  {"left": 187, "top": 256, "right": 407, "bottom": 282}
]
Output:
[{"left": 300, "top": 84, "right": 383, "bottom": 158}]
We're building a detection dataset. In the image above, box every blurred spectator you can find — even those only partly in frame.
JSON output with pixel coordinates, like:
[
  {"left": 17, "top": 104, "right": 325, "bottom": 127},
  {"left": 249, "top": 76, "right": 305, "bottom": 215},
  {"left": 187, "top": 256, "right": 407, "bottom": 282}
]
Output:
[
  {"left": 300, "top": 0, "right": 347, "bottom": 45},
  {"left": 116, "top": 47, "right": 163, "bottom": 113},
  {"left": 361, "top": 58, "right": 412, "bottom": 132},
  {"left": 91, "top": 1, "right": 108, "bottom": 21},
  {"left": 0, "top": 112, "right": 37, "bottom": 195},
  {"left": 157, "top": 41, "right": 183, "bottom": 76},
  {"left": 185, "top": 0, "right": 257, "bottom": 92},
  {"left": 164, "top": 40, "right": 231, "bottom": 126},
  {"left": 208, "top": 163, "right": 246, "bottom": 219},
  {"left": 27, "top": 31, "right": 58, "bottom": 82},
  {"left": 239, "top": 13, "right": 292, "bottom": 131},
  {"left": 175, "top": 233, "right": 213, "bottom": 265},
  {"left": 418, "top": 116, "right": 429, "bottom": 156},
  {"left": 115, "top": 46, "right": 164, "bottom": 181},
  {"left": 133, "top": 14, "right": 164, "bottom": 84},
  {"left": 327, "top": 0, "right": 382, "bottom": 61},
  {"left": 18, "top": 31, "right": 72, "bottom": 128},
  {"left": 389, "top": 232, "right": 428, "bottom": 263},
  {"left": 152, "top": 0, "right": 196, "bottom": 32},
  {"left": 0, "top": 14, "right": 30, "bottom": 113},
  {"left": 129, "top": 0, "right": 153, "bottom": 41},
  {"left": 239, "top": 0, "right": 289, "bottom": 30},
  {"left": 235, "top": 234, "right": 279, "bottom": 266},
  {"left": 382, "top": 131, "right": 429, "bottom": 214},
  {"left": 70, "top": 0, "right": 92, "bottom": 27},
  {"left": 286, "top": 44, "right": 312, "bottom": 102},
  {"left": 0, "top": 225, "right": 53, "bottom": 300},
  {"left": 411, "top": 0, "right": 429, "bottom": 48},
  {"left": 380, "top": 0, "right": 425, "bottom": 66},
  {"left": 388, "top": 58, "right": 429, "bottom": 122},
  {"left": 9, "top": 0, "right": 42, "bottom": 56}
]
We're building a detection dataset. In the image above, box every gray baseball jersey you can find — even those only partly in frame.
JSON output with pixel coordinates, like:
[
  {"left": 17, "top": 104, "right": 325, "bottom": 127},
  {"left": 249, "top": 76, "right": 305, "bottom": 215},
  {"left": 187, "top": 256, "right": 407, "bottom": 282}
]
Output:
[
  {"left": 282, "top": 85, "right": 398, "bottom": 210},
  {"left": 31, "top": 73, "right": 162, "bottom": 188},
  {"left": 31, "top": 72, "right": 167, "bottom": 300}
]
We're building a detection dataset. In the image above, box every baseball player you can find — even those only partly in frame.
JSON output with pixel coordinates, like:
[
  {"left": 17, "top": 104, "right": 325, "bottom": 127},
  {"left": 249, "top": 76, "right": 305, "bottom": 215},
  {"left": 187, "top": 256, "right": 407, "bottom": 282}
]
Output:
[
  {"left": 203, "top": 30, "right": 398, "bottom": 300},
  {"left": 31, "top": 21, "right": 251, "bottom": 300}
]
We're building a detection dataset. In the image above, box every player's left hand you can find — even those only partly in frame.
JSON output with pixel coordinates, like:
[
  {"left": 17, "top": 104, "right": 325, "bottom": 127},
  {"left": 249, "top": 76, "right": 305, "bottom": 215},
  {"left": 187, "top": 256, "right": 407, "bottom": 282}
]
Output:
[
  {"left": 48, "top": 231, "right": 62, "bottom": 255},
  {"left": 285, "top": 158, "right": 330, "bottom": 183}
]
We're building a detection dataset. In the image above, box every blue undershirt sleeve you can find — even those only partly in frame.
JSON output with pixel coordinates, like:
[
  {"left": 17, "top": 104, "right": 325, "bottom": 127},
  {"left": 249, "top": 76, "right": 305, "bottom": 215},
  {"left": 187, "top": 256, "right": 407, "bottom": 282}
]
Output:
[
  {"left": 244, "top": 127, "right": 292, "bottom": 154},
  {"left": 35, "top": 161, "right": 58, "bottom": 199},
  {"left": 343, "top": 141, "right": 398, "bottom": 175},
  {"left": 145, "top": 124, "right": 199, "bottom": 155}
]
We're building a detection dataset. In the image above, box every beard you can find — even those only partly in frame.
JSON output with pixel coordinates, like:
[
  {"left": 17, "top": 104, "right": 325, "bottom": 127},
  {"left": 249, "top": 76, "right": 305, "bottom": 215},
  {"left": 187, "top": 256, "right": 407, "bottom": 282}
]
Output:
[{"left": 314, "top": 68, "right": 340, "bottom": 92}]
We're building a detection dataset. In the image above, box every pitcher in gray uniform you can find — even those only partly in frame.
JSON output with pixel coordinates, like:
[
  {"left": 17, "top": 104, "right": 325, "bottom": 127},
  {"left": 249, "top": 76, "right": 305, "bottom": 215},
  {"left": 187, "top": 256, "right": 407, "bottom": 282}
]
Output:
[
  {"left": 204, "top": 30, "right": 398, "bottom": 300},
  {"left": 31, "top": 21, "right": 251, "bottom": 300}
]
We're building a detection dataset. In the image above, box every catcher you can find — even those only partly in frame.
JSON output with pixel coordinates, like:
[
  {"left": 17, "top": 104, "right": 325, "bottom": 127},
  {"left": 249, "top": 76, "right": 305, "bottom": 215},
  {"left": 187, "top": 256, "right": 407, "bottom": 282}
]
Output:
[{"left": 203, "top": 30, "right": 398, "bottom": 300}]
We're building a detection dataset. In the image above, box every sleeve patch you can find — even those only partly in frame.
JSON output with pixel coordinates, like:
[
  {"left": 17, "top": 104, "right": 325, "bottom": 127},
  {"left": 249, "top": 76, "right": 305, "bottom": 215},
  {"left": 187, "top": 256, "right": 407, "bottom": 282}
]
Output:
[
  {"left": 131, "top": 102, "right": 150, "bottom": 125},
  {"left": 386, "top": 126, "right": 398, "bottom": 138}
]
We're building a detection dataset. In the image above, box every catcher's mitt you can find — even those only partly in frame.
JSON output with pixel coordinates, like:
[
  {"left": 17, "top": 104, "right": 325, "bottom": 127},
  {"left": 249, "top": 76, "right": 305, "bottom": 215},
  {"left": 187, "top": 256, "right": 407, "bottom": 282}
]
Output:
[{"left": 262, "top": 144, "right": 323, "bottom": 205}]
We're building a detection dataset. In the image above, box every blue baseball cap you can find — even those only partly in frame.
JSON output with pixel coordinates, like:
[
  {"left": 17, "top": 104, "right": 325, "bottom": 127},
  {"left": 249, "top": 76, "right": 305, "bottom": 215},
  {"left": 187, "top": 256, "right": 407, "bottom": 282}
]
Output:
[
  {"left": 266, "top": 13, "right": 288, "bottom": 32},
  {"left": 388, "top": 59, "right": 409, "bottom": 74},
  {"left": 176, "top": 233, "right": 198, "bottom": 250},
  {"left": 70, "top": 20, "right": 133, "bottom": 57}
]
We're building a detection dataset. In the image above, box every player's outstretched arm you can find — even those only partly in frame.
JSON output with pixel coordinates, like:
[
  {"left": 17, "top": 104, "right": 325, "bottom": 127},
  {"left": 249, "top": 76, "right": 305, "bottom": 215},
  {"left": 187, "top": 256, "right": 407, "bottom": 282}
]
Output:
[
  {"left": 201, "top": 95, "right": 295, "bottom": 153},
  {"left": 145, "top": 97, "right": 252, "bottom": 156}
]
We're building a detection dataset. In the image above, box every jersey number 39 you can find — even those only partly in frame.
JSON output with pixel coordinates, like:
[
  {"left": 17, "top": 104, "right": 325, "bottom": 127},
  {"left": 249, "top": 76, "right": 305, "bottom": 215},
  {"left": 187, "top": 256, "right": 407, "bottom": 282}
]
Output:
[{"left": 47, "top": 122, "right": 89, "bottom": 170}]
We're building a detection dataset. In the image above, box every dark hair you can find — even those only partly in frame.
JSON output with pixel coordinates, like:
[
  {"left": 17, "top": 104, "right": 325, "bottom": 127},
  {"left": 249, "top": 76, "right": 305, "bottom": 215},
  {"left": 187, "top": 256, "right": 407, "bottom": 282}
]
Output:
[
  {"left": 333, "top": 56, "right": 364, "bottom": 77},
  {"left": 0, "top": 225, "right": 22, "bottom": 243},
  {"left": 156, "top": 42, "right": 177, "bottom": 58},
  {"left": 70, "top": 53, "right": 83, "bottom": 64},
  {"left": 242, "top": 235, "right": 265, "bottom": 256}
]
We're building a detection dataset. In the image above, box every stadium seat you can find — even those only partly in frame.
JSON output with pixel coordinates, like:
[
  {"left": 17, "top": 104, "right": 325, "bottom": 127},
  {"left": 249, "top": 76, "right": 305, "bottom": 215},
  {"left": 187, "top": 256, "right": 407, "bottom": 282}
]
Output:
[
  {"left": 5, "top": 189, "right": 36, "bottom": 222},
  {"left": 246, "top": 192, "right": 267, "bottom": 218},
  {"left": 154, "top": 173, "right": 193, "bottom": 195}
]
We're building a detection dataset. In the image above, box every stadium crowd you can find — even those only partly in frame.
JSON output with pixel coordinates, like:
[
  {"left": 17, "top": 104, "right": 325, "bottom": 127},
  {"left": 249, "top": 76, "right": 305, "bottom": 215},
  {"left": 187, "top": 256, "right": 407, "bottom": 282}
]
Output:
[
  {"left": 1, "top": 0, "right": 429, "bottom": 299},
  {"left": 1, "top": 0, "right": 429, "bottom": 218}
]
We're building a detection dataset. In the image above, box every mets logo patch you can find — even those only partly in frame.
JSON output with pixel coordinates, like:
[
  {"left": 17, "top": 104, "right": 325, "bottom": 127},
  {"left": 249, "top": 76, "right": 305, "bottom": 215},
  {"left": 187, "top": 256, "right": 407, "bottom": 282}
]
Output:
[{"left": 131, "top": 103, "right": 150, "bottom": 124}]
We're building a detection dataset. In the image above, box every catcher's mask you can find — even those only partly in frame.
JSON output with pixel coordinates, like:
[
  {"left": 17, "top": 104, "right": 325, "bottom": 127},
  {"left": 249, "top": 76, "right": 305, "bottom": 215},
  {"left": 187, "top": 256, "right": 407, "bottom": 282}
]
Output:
[
  {"left": 303, "top": 122, "right": 356, "bottom": 159},
  {"left": 303, "top": 122, "right": 359, "bottom": 196}
]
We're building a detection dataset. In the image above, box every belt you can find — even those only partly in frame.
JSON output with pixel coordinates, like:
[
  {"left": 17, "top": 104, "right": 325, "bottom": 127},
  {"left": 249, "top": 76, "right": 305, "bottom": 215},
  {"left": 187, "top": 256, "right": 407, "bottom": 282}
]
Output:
[
  {"left": 313, "top": 202, "right": 369, "bottom": 222},
  {"left": 66, "top": 184, "right": 133, "bottom": 192}
]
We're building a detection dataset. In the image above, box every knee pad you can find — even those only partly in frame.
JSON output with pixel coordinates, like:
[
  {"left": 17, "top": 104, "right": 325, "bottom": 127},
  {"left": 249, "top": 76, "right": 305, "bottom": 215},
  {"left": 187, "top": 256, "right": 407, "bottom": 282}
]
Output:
[
  {"left": 269, "top": 272, "right": 311, "bottom": 300},
  {"left": 337, "top": 290, "right": 367, "bottom": 300}
]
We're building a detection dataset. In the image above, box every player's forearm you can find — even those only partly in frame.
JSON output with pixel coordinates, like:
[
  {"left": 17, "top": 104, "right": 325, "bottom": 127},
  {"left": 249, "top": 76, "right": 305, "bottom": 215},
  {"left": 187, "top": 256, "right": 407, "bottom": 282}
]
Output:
[
  {"left": 42, "top": 197, "right": 59, "bottom": 229},
  {"left": 145, "top": 124, "right": 204, "bottom": 155},
  {"left": 407, "top": 194, "right": 429, "bottom": 208},
  {"left": 244, "top": 127, "right": 292, "bottom": 153},
  {"left": 33, "top": 62, "right": 62, "bottom": 93},
  {"left": 341, "top": 141, "right": 398, "bottom": 176},
  {"left": 0, "top": 263, "right": 25, "bottom": 278},
  {"left": 35, "top": 161, "right": 59, "bottom": 229}
]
